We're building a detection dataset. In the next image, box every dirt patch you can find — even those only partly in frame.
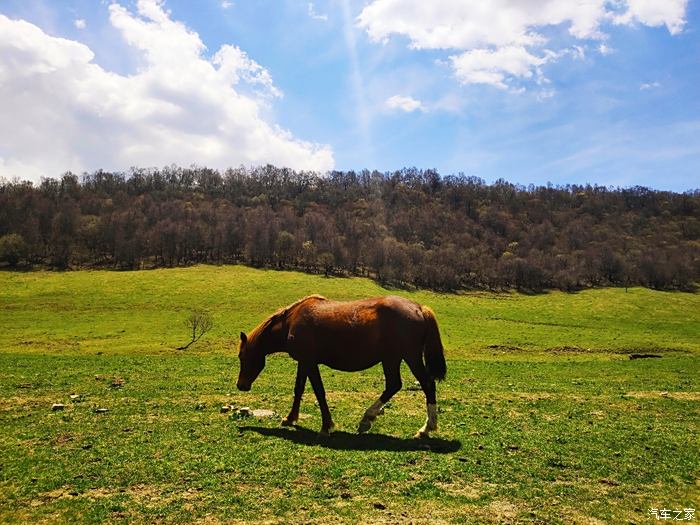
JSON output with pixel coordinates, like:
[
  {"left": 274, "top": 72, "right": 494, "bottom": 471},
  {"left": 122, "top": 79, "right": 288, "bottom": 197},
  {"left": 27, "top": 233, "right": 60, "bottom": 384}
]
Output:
[
  {"left": 80, "top": 487, "right": 113, "bottom": 499},
  {"left": 54, "top": 433, "right": 75, "bottom": 445},
  {"left": 34, "top": 483, "right": 208, "bottom": 509},
  {"left": 547, "top": 345, "right": 587, "bottom": 353},
  {"left": 293, "top": 474, "right": 314, "bottom": 488},
  {"left": 624, "top": 391, "right": 700, "bottom": 401},
  {"left": 39, "top": 488, "right": 74, "bottom": 501},
  {"left": 436, "top": 481, "right": 490, "bottom": 500},
  {"left": 560, "top": 508, "right": 607, "bottom": 525},
  {"left": 486, "top": 344, "right": 523, "bottom": 351},
  {"left": 0, "top": 395, "right": 66, "bottom": 412},
  {"left": 487, "top": 499, "right": 519, "bottom": 522},
  {"left": 516, "top": 392, "right": 553, "bottom": 401},
  {"left": 110, "top": 377, "right": 126, "bottom": 388},
  {"left": 547, "top": 346, "right": 689, "bottom": 355}
]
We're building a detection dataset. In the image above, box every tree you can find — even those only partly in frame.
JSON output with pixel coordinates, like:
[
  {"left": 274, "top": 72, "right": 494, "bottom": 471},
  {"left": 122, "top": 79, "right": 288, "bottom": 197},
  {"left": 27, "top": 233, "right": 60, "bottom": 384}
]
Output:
[
  {"left": 275, "top": 230, "right": 296, "bottom": 267},
  {"left": 177, "top": 309, "right": 213, "bottom": 350},
  {"left": 0, "top": 166, "right": 698, "bottom": 292},
  {"left": 318, "top": 251, "right": 335, "bottom": 276},
  {"left": 0, "top": 233, "right": 27, "bottom": 267}
]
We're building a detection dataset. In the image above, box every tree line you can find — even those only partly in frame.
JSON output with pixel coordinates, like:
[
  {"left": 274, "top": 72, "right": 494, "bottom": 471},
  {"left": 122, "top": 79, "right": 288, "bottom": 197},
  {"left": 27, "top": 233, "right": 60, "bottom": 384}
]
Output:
[{"left": 1, "top": 165, "right": 698, "bottom": 291}]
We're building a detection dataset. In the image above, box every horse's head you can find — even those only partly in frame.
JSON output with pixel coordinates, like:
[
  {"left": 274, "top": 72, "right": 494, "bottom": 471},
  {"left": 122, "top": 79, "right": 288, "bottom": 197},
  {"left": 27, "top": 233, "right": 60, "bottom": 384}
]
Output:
[
  {"left": 236, "top": 331, "right": 265, "bottom": 391},
  {"left": 237, "top": 308, "right": 292, "bottom": 391}
]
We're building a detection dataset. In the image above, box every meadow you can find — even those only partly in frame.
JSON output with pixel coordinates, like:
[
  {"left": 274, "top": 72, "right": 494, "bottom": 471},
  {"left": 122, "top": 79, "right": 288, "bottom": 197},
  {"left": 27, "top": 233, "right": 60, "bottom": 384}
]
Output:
[{"left": 1, "top": 265, "right": 698, "bottom": 524}]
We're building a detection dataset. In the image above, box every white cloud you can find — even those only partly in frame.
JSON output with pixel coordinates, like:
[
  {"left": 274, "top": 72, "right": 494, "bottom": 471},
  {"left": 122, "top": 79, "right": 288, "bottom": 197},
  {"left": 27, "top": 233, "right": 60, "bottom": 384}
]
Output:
[
  {"left": 307, "top": 3, "right": 328, "bottom": 22},
  {"left": 74, "top": 18, "right": 86, "bottom": 29},
  {"left": 0, "top": 1, "right": 333, "bottom": 182},
  {"left": 598, "top": 43, "right": 613, "bottom": 55},
  {"left": 220, "top": 1, "right": 233, "bottom": 9},
  {"left": 385, "top": 95, "right": 424, "bottom": 112},
  {"left": 640, "top": 81, "right": 661, "bottom": 90},
  {"left": 357, "top": 1, "right": 611, "bottom": 50},
  {"left": 450, "top": 46, "right": 549, "bottom": 89},
  {"left": 614, "top": 0, "right": 687, "bottom": 34},
  {"left": 212, "top": 44, "right": 282, "bottom": 99},
  {"left": 358, "top": 0, "right": 687, "bottom": 90},
  {"left": 570, "top": 45, "right": 586, "bottom": 61}
]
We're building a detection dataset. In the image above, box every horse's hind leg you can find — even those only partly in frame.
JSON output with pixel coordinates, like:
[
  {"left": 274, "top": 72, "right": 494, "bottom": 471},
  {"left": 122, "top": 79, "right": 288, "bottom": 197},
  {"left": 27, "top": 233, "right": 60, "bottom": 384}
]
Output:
[
  {"left": 405, "top": 357, "right": 438, "bottom": 439},
  {"left": 358, "top": 359, "right": 402, "bottom": 434},
  {"left": 282, "top": 362, "right": 306, "bottom": 426}
]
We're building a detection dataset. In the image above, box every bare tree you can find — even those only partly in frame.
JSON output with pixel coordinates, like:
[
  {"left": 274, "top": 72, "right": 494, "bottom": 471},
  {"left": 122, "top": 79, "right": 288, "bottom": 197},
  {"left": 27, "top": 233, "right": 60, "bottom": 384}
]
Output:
[
  {"left": 2, "top": 167, "right": 699, "bottom": 292},
  {"left": 177, "top": 309, "right": 213, "bottom": 350}
]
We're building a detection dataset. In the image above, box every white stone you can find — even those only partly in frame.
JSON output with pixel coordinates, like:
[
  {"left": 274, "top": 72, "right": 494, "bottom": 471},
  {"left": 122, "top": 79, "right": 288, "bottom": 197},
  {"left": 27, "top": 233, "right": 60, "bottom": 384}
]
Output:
[{"left": 251, "top": 409, "right": 276, "bottom": 418}]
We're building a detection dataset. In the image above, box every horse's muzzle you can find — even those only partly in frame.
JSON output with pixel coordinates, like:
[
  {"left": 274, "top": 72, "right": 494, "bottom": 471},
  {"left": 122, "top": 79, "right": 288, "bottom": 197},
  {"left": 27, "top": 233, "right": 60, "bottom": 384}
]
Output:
[{"left": 236, "top": 382, "right": 251, "bottom": 392}]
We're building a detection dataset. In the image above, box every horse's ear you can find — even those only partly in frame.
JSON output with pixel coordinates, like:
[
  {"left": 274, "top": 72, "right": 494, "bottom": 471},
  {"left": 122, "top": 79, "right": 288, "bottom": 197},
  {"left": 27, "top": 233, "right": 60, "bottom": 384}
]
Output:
[{"left": 240, "top": 332, "right": 247, "bottom": 344}]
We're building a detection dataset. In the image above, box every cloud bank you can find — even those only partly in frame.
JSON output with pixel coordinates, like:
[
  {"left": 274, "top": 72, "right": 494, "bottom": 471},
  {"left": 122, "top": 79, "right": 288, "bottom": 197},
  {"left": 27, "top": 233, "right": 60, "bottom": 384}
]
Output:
[
  {"left": 358, "top": 0, "right": 687, "bottom": 91},
  {"left": 0, "top": 0, "right": 334, "bottom": 182}
]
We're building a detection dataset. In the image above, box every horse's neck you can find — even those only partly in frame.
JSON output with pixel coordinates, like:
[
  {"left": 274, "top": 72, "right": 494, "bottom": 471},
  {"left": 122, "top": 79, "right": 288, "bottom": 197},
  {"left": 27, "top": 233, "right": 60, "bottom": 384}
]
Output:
[{"left": 261, "top": 315, "right": 289, "bottom": 355}]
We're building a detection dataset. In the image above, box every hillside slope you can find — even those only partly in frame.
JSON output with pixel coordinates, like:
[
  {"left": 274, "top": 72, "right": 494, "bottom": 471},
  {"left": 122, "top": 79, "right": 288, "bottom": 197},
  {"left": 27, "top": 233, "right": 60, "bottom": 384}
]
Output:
[{"left": 1, "top": 265, "right": 698, "bottom": 356}]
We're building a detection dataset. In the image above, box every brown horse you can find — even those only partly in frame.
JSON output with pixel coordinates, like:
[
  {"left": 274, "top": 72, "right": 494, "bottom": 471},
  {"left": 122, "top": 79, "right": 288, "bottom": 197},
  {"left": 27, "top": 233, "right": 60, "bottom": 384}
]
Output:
[{"left": 237, "top": 295, "right": 446, "bottom": 438}]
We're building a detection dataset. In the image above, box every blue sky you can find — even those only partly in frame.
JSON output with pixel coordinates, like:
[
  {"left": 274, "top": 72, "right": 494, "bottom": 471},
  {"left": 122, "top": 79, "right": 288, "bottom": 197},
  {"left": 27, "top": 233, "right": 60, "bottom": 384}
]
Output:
[{"left": 0, "top": 0, "right": 698, "bottom": 191}]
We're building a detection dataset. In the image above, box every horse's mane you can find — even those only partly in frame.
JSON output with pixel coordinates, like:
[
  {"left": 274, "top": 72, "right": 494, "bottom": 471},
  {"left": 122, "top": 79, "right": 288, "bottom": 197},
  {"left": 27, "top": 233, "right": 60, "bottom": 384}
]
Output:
[{"left": 249, "top": 294, "right": 326, "bottom": 340}]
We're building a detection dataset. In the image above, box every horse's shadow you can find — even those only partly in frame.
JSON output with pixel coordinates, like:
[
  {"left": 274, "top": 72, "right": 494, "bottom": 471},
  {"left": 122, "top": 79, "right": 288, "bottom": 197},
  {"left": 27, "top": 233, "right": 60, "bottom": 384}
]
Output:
[{"left": 238, "top": 425, "right": 461, "bottom": 453}]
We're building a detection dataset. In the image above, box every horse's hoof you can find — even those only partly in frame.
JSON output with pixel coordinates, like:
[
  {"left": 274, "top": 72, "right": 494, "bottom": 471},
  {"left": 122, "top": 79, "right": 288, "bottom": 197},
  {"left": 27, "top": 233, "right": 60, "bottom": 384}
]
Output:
[
  {"left": 281, "top": 417, "right": 296, "bottom": 427},
  {"left": 357, "top": 420, "right": 371, "bottom": 434},
  {"left": 319, "top": 422, "right": 335, "bottom": 436},
  {"left": 413, "top": 430, "right": 429, "bottom": 439}
]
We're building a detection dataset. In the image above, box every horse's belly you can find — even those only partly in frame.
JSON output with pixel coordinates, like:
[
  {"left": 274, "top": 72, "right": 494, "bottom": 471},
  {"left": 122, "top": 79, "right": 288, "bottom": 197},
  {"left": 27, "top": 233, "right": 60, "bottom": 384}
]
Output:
[
  {"left": 318, "top": 351, "right": 381, "bottom": 372},
  {"left": 315, "top": 326, "right": 383, "bottom": 371}
]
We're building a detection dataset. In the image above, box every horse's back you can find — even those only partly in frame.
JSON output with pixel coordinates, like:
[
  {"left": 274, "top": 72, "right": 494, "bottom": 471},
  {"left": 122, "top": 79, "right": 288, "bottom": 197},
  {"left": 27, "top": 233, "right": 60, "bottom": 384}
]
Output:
[
  {"left": 302, "top": 295, "right": 423, "bottom": 326},
  {"left": 287, "top": 295, "right": 427, "bottom": 370}
]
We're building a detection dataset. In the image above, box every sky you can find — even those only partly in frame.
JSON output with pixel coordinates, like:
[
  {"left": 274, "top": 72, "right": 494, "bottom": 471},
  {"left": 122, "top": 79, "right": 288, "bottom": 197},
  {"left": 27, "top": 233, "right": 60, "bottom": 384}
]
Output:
[{"left": 0, "top": 0, "right": 698, "bottom": 191}]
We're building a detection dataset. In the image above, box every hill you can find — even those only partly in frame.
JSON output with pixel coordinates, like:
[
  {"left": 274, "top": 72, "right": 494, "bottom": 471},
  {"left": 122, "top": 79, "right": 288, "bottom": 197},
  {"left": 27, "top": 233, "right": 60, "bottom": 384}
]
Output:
[
  {"left": 1, "top": 167, "right": 699, "bottom": 292},
  {"left": 1, "top": 265, "right": 699, "bottom": 355},
  {"left": 0, "top": 266, "right": 698, "bottom": 523}
]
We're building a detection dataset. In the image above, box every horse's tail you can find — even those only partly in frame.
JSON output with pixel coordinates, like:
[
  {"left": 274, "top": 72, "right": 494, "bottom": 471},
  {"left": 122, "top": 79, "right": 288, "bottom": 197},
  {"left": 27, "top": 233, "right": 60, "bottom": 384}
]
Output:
[{"left": 420, "top": 305, "right": 446, "bottom": 381}]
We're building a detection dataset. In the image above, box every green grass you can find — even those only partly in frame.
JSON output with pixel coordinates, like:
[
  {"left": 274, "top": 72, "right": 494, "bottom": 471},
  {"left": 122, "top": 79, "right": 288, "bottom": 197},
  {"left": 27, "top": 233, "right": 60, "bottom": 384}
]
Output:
[
  {"left": 2, "top": 265, "right": 699, "bottom": 356},
  {"left": 0, "top": 266, "right": 698, "bottom": 524}
]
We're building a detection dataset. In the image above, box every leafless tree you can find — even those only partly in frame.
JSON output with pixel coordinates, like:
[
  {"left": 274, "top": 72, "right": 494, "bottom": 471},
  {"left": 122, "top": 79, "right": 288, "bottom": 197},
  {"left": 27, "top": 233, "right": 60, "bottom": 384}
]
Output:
[
  {"left": 177, "top": 309, "right": 213, "bottom": 350},
  {"left": 2, "top": 166, "right": 699, "bottom": 291}
]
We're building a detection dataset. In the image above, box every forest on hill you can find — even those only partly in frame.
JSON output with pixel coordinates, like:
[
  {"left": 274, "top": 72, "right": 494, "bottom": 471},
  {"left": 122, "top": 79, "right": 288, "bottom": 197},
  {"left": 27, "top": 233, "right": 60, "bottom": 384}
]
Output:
[{"left": 0, "top": 166, "right": 698, "bottom": 291}]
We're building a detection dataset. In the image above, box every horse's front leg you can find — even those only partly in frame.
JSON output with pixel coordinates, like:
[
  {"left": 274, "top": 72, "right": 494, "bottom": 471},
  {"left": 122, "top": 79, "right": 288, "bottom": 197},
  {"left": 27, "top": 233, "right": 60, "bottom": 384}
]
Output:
[
  {"left": 306, "top": 363, "right": 335, "bottom": 436},
  {"left": 281, "top": 362, "right": 306, "bottom": 426}
]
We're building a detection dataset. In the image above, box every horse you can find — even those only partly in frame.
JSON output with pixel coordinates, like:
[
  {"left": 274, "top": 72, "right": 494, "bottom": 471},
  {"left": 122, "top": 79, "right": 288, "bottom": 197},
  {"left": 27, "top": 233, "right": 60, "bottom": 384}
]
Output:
[{"left": 236, "top": 294, "right": 447, "bottom": 438}]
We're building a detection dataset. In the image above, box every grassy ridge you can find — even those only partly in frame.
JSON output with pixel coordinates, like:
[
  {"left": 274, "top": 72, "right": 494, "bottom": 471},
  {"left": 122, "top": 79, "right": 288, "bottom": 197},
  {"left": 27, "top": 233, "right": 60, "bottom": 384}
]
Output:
[
  {"left": 0, "top": 266, "right": 698, "bottom": 524},
  {"left": 1, "top": 265, "right": 699, "bottom": 355}
]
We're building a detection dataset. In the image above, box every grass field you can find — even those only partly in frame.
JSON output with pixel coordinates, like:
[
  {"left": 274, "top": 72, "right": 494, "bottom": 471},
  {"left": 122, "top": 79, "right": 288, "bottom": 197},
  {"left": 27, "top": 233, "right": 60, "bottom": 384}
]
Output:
[{"left": 1, "top": 265, "right": 698, "bottom": 524}]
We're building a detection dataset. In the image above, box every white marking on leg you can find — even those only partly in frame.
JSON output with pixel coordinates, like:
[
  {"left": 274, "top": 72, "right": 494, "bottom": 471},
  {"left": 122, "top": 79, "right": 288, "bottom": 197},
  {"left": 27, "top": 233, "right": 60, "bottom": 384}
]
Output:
[
  {"left": 427, "top": 403, "right": 438, "bottom": 430},
  {"left": 358, "top": 397, "right": 384, "bottom": 433},
  {"left": 415, "top": 403, "right": 438, "bottom": 438}
]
